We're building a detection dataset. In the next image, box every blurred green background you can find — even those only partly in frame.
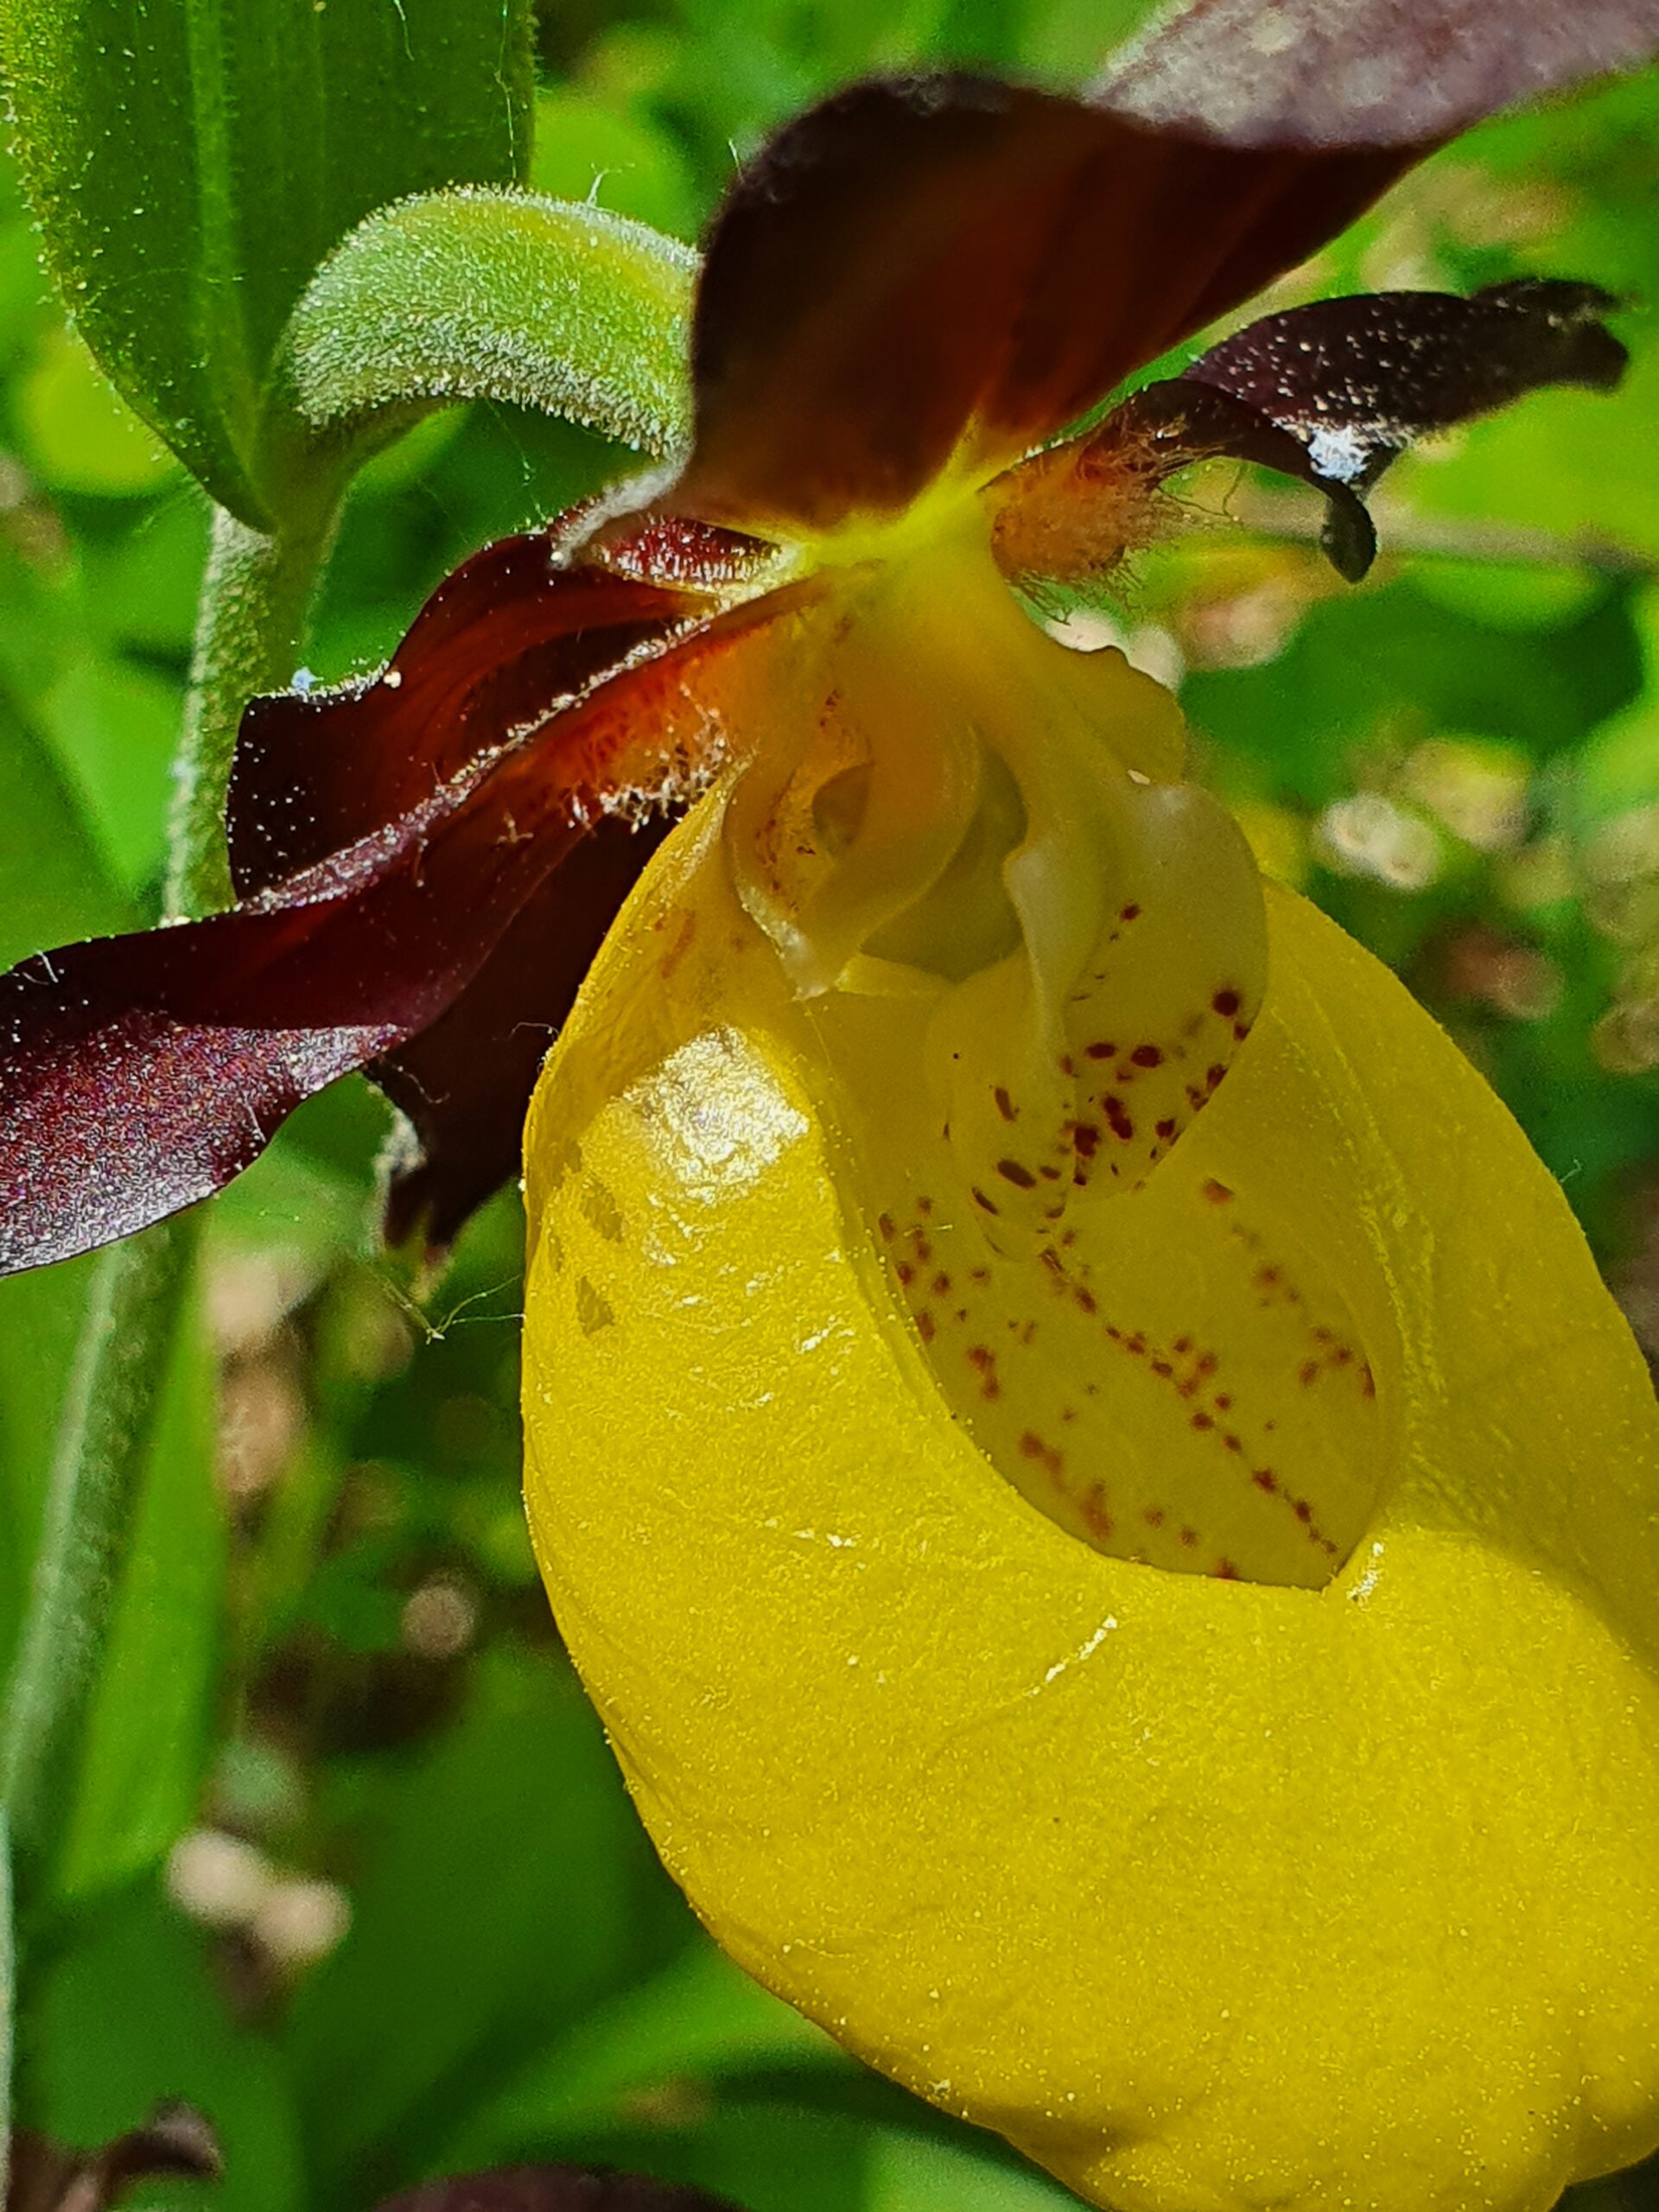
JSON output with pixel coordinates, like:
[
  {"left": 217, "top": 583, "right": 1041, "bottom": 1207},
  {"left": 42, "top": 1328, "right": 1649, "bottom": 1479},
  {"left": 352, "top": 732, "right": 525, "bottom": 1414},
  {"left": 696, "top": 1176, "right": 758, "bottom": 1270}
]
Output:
[{"left": 1, "top": 5, "right": 1657, "bottom": 2210}]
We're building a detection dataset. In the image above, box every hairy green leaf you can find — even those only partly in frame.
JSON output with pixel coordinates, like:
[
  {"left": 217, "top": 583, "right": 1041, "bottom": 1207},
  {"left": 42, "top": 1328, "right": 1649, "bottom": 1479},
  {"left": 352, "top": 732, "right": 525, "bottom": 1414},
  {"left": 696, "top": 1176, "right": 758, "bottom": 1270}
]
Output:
[
  {"left": 280, "top": 188, "right": 695, "bottom": 463},
  {"left": 0, "top": 0, "right": 535, "bottom": 523}
]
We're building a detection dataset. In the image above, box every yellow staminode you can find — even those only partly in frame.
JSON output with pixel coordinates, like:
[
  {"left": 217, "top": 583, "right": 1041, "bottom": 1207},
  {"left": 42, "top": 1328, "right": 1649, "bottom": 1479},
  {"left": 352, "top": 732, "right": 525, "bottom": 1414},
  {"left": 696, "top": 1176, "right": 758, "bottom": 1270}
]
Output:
[{"left": 522, "top": 527, "right": 1659, "bottom": 2212}]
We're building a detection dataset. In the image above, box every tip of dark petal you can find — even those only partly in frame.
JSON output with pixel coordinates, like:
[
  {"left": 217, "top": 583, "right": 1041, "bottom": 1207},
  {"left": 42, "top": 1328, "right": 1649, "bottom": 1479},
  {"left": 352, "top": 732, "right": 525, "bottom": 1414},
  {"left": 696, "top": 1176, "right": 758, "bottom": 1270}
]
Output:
[{"left": 1319, "top": 493, "right": 1377, "bottom": 582}]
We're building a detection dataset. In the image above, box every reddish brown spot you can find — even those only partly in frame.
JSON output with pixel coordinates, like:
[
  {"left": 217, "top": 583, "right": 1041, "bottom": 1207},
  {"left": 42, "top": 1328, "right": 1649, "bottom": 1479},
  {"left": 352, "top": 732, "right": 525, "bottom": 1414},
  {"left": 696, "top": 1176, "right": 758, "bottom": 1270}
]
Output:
[
  {"left": 1058, "top": 1053, "right": 1076, "bottom": 1077},
  {"left": 918, "top": 1197, "right": 934, "bottom": 1216},
  {"left": 896, "top": 1261, "right": 915, "bottom": 1287},
  {"left": 1194, "top": 1351, "right": 1218, "bottom": 1379},
  {"left": 1233, "top": 1020, "right": 1253, "bottom": 1041},
  {"left": 1191, "top": 1411, "right": 1214, "bottom": 1432},
  {"left": 916, "top": 1310, "right": 936, "bottom": 1342},
  {"left": 1150, "top": 1358, "right": 1173, "bottom": 1378},
  {"left": 968, "top": 1345, "right": 995, "bottom": 1372},
  {"left": 971, "top": 1187, "right": 1000, "bottom": 1215},
  {"left": 913, "top": 1235, "right": 933, "bottom": 1262},
  {"left": 1224, "top": 1433, "right": 1243, "bottom": 1453},
  {"left": 1039, "top": 1163, "right": 1061, "bottom": 1180},
  {"left": 1120, "top": 903, "right": 1141, "bottom": 921},
  {"left": 1173, "top": 1336, "right": 1192, "bottom": 1355},
  {"left": 1125, "top": 1332, "right": 1147, "bottom": 1357},
  {"left": 1252, "top": 1468, "right": 1277, "bottom": 1492},
  {"left": 1205, "top": 1063, "right": 1226, "bottom": 1091},
  {"left": 1081, "top": 1484, "right": 1113, "bottom": 1540},
  {"left": 1084, "top": 1040, "right": 1117, "bottom": 1061},
  {"left": 1294, "top": 1499, "right": 1313, "bottom": 1524},
  {"left": 878, "top": 1213, "right": 896, "bottom": 1242},
  {"left": 1212, "top": 988, "right": 1242, "bottom": 1018},
  {"left": 1214, "top": 1393, "right": 1232, "bottom": 1410},
  {"left": 1213, "top": 1559, "right": 1240, "bottom": 1580},
  {"left": 931, "top": 1272, "right": 951, "bottom": 1296},
  {"left": 1130, "top": 1043, "right": 1164, "bottom": 1069},
  {"left": 994, "top": 1085, "right": 1017, "bottom": 1122},
  {"left": 1072, "top": 1122, "right": 1101, "bottom": 1159},
  {"left": 1299, "top": 1360, "right": 1319, "bottom": 1387},
  {"left": 1154, "top": 1116, "right": 1177, "bottom": 1141},
  {"left": 1143, "top": 1505, "right": 1166, "bottom": 1527},
  {"left": 970, "top": 1266, "right": 990, "bottom": 1286},
  {"left": 997, "top": 1158, "right": 1037, "bottom": 1189},
  {"left": 1361, "top": 1363, "right": 1377, "bottom": 1399},
  {"left": 1103, "top": 1096, "right": 1135, "bottom": 1141},
  {"left": 1179, "top": 1526, "right": 1198, "bottom": 1548}
]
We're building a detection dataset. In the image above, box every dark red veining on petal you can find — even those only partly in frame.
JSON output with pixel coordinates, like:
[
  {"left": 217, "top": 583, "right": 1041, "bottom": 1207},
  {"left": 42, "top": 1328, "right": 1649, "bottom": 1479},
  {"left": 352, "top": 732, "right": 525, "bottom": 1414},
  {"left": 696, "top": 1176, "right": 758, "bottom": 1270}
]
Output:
[
  {"left": 683, "top": 73, "right": 1407, "bottom": 531},
  {"left": 0, "top": 576, "right": 803, "bottom": 1275}
]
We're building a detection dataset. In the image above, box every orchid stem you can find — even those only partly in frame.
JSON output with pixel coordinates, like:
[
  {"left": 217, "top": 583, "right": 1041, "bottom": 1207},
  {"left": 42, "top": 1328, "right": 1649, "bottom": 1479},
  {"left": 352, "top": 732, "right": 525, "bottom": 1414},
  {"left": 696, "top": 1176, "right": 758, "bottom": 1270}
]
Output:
[
  {"left": 0, "top": 493, "right": 339, "bottom": 2160},
  {"left": 167, "top": 499, "right": 339, "bottom": 919}
]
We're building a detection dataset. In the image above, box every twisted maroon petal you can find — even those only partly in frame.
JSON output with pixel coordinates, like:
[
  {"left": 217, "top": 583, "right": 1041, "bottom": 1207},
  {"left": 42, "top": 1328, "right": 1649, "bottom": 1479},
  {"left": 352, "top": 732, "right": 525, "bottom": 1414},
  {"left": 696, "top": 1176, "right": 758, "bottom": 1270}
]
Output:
[{"left": 0, "top": 556, "right": 797, "bottom": 1276}]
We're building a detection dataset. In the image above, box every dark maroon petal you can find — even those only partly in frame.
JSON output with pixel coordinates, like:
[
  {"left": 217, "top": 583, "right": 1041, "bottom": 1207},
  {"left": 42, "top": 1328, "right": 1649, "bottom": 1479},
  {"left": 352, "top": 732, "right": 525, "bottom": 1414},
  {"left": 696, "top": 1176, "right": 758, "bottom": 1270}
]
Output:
[
  {"left": 229, "top": 517, "right": 766, "bottom": 899},
  {"left": 679, "top": 73, "right": 1405, "bottom": 533},
  {"left": 0, "top": 586, "right": 799, "bottom": 1277},
  {"left": 1096, "top": 0, "right": 1659, "bottom": 149},
  {"left": 372, "top": 2167, "right": 746, "bottom": 2212},
  {"left": 996, "top": 376, "right": 1376, "bottom": 583},
  {"left": 375, "top": 814, "right": 673, "bottom": 1250},
  {"left": 1182, "top": 279, "right": 1628, "bottom": 497}
]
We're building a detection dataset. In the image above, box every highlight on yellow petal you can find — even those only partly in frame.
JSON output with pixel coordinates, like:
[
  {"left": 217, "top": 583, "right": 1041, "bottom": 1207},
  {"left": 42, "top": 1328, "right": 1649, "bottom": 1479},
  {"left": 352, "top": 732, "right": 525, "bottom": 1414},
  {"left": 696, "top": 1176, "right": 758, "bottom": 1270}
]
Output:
[{"left": 521, "top": 544, "right": 1659, "bottom": 2212}]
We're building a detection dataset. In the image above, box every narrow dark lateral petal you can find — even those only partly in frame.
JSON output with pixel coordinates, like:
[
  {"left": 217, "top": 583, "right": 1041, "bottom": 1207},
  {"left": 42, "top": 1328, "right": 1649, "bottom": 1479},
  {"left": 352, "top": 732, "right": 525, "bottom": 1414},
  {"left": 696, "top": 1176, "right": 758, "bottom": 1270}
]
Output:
[
  {"left": 1183, "top": 280, "right": 1628, "bottom": 491},
  {"left": 375, "top": 814, "right": 673, "bottom": 1250},
  {"left": 681, "top": 74, "right": 1405, "bottom": 532},
  {"left": 1097, "top": 0, "right": 1659, "bottom": 149},
  {"left": 0, "top": 591, "right": 798, "bottom": 1276},
  {"left": 1060, "top": 377, "right": 1378, "bottom": 579},
  {"left": 230, "top": 532, "right": 709, "bottom": 898},
  {"left": 373, "top": 2166, "right": 746, "bottom": 2212}
]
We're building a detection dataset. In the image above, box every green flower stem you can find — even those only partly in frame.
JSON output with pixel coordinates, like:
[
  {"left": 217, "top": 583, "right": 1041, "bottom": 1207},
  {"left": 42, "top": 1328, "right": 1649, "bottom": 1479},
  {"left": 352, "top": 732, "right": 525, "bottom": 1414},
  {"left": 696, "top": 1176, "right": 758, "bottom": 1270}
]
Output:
[
  {"left": 167, "top": 499, "right": 339, "bottom": 918},
  {"left": 0, "top": 1226, "right": 194, "bottom": 1854},
  {"left": 0, "top": 493, "right": 339, "bottom": 2166}
]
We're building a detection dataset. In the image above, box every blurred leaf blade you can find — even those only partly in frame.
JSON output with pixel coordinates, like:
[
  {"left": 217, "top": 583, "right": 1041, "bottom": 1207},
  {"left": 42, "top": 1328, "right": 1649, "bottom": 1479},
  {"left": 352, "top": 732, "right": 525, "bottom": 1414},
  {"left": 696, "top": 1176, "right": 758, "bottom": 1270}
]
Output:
[
  {"left": 286, "top": 1652, "right": 685, "bottom": 2202},
  {"left": 280, "top": 190, "right": 695, "bottom": 463},
  {"left": 53, "top": 1267, "right": 224, "bottom": 1906},
  {"left": 0, "top": 0, "right": 536, "bottom": 521}
]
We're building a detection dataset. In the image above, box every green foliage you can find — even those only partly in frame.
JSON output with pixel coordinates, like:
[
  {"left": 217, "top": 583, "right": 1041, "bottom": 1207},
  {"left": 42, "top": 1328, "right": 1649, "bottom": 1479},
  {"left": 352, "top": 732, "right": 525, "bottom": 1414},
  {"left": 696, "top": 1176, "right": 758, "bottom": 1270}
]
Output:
[
  {"left": 281, "top": 188, "right": 694, "bottom": 466},
  {"left": 0, "top": 0, "right": 536, "bottom": 524},
  {"left": 0, "top": 9, "right": 1658, "bottom": 2212}
]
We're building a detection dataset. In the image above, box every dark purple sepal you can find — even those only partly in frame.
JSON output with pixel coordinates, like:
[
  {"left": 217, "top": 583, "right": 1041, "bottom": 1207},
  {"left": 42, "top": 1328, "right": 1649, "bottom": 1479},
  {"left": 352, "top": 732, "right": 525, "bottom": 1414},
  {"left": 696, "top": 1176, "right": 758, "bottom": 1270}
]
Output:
[
  {"left": 1185, "top": 280, "right": 1627, "bottom": 490},
  {"left": 374, "top": 815, "right": 674, "bottom": 1250},
  {"left": 0, "top": 561, "right": 794, "bottom": 1276},
  {"left": 681, "top": 73, "right": 1405, "bottom": 532},
  {"left": 1102, "top": 377, "right": 1379, "bottom": 581},
  {"left": 1096, "top": 0, "right": 1659, "bottom": 149},
  {"left": 1143, "top": 278, "right": 1628, "bottom": 577}
]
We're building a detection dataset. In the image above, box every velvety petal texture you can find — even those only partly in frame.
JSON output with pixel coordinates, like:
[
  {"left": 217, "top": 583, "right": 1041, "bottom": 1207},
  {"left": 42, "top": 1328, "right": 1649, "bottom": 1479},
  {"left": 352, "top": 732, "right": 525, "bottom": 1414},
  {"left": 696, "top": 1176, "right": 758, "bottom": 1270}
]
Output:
[
  {"left": 681, "top": 75, "right": 1404, "bottom": 531},
  {"left": 0, "top": 539, "right": 787, "bottom": 1272}
]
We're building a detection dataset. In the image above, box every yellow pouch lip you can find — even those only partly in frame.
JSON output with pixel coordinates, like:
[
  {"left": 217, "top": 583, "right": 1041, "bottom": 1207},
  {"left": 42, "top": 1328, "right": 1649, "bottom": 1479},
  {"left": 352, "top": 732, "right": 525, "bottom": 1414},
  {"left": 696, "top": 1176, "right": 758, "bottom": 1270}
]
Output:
[{"left": 524, "top": 786, "right": 1659, "bottom": 2212}]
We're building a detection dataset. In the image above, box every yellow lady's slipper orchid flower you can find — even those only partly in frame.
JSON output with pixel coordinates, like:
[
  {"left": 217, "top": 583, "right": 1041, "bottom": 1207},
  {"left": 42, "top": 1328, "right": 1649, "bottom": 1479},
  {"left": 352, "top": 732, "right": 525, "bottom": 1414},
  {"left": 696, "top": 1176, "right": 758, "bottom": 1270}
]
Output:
[{"left": 4, "top": 16, "right": 1659, "bottom": 2212}]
